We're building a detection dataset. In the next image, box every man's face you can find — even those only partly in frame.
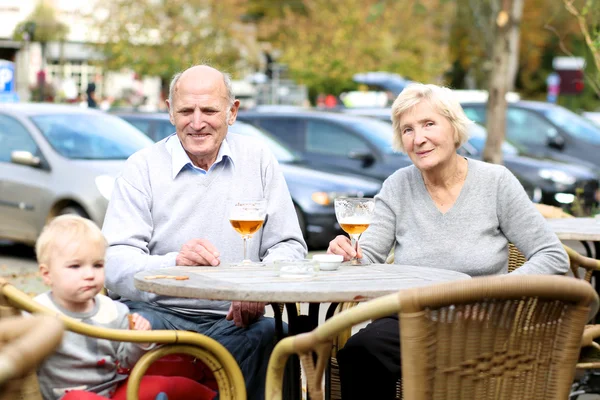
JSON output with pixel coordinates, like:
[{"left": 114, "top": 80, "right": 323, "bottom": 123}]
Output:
[{"left": 167, "top": 69, "right": 240, "bottom": 170}]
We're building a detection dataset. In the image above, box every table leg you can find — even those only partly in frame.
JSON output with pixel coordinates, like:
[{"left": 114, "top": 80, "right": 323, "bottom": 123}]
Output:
[
  {"left": 582, "top": 241, "right": 593, "bottom": 258},
  {"left": 324, "top": 303, "right": 339, "bottom": 400}
]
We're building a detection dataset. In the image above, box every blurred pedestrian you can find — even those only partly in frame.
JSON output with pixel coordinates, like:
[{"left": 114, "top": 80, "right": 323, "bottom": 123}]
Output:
[{"left": 86, "top": 82, "right": 98, "bottom": 108}]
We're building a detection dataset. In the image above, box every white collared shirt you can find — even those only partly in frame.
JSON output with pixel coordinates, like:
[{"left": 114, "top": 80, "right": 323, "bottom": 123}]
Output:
[{"left": 165, "top": 133, "right": 234, "bottom": 179}]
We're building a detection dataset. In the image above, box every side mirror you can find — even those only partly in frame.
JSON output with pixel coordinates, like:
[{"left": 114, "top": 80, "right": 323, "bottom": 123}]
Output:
[
  {"left": 547, "top": 133, "right": 565, "bottom": 150},
  {"left": 11, "top": 151, "right": 42, "bottom": 168},
  {"left": 348, "top": 151, "right": 376, "bottom": 168}
]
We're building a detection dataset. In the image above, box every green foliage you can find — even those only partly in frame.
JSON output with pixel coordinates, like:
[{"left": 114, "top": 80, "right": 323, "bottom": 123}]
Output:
[
  {"left": 259, "top": 0, "right": 454, "bottom": 96},
  {"left": 94, "top": 0, "right": 251, "bottom": 81},
  {"left": 13, "top": 0, "right": 69, "bottom": 43}
]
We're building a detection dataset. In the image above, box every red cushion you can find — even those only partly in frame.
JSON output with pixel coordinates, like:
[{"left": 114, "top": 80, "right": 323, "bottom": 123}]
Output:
[
  {"left": 145, "top": 354, "right": 218, "bottom": 391},
  {"left": 62, "top": 375, "right": 216, "bottom": 400}
]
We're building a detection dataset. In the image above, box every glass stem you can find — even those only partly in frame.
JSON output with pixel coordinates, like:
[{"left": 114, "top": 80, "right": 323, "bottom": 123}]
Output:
[
  {"left": 243, "top": 235, "right": 249, "bottom": 261},
  {"left": 351, "top": 234, "right": 358, "bottom": 260}
]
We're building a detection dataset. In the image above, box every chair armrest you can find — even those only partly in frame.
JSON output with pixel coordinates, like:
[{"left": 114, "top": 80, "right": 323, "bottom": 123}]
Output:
[
  {"left": 0, "top": 279, "right": 246, "bottom": 400},
  {"left": 581, "top": 325, "right": 600, "bottom": 350},
  {"left": 0, "top": 315, "right": 64, "bottom": 384}
]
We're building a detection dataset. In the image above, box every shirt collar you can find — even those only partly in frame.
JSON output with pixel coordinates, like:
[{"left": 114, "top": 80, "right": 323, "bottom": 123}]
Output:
[{"left": 166, "top": 133, "right": 234, "bottom": 179}]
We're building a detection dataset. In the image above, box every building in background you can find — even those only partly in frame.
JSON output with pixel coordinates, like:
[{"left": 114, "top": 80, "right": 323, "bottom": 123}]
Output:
[{"left": 0, "top": 0, "right": 161, "bottom": 109}]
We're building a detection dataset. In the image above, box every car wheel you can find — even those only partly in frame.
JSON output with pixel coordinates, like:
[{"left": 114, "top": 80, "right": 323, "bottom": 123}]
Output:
[
  {"left": 294, "top": 204, "right": 307, "bottom": 240},
  {"left": 57, "top": 205, "right": 90, "bottom": 219}
]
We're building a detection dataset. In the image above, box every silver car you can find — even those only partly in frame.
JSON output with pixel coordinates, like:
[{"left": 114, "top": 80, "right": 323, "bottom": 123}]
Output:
[{"left": 0, "top": 103, "right": 153, "bottom": 245}]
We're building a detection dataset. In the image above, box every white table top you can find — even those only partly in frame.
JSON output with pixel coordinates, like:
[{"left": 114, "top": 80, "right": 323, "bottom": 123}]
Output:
[
  {"left": 546, "top": 218, "right": 600, "bottom": 241},
  {"left": 134, "top": 263, "right": 471, "bottom": 303}
]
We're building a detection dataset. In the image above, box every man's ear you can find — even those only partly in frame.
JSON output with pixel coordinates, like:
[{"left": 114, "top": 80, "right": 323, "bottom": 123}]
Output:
[
  {"left": 228, "top": 100, "right": 241, "bottom": 126},
  {"left": 166, "top": 100, "right": 175, "bottom": 125},
  {"left": 40, "top": 264, "right": 52, "bottom": 286}
]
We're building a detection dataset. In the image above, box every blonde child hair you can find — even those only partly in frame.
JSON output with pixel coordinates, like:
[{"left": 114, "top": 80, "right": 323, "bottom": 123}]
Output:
[{"left": 35, "top": 215, "right": 107, "bottom": 266}]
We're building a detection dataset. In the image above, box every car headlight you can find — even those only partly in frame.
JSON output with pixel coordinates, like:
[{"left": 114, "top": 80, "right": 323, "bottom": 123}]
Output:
[
  {"left": 311, "top": 192, "right": 366, "bottom": 206},
  {"left": 95, "top": 175, "right": 116, "bottom": 201},
  {"left": 538, "top": 169, "right": 576, "bottom": 186}
]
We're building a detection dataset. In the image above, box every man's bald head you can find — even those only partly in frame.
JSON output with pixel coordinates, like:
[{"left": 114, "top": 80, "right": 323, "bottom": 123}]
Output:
[{"left": 167, "top": 65, "right": 235, "bottom": 113}]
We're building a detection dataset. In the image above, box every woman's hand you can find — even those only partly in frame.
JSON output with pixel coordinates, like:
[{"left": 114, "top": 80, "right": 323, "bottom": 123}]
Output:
[{"left": 327, "top": 235, "right": 363, "bottom": 261}]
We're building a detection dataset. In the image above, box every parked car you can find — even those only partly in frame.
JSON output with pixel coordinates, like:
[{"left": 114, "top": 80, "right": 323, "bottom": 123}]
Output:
[
  {"left": 461, "top": 124, "right": 599, "bottom": 210},
  {"left": 341, "top": 107, "right": 600, "bottom": 210},
  {"left": 113, "top": 112, "right": 382, "bottom": 249},
  {"left": 583, "top": 111, "right": 600, "bottom": 127},
  {"left": 237, "top": 110, "right": 413, "bottom": 182},
  {"left": 460, "top": 100, "right": 600, "bottom": 169},
  {"left": 0, "top": 103, "right": 154, "bottom": 245}
]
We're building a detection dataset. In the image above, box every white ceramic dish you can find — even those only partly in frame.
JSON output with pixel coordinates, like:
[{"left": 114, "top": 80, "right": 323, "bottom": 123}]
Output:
[{"left": 313, "top": 254, "right": 344, "bottom": 271}]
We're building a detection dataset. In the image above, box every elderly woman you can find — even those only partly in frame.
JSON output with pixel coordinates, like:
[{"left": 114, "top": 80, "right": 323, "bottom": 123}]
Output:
[{"left": 327, "top": 83, "right": 569, "bottom": 399}]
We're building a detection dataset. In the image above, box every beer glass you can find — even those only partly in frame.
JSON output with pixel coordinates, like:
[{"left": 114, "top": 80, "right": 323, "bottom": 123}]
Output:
[
  {"left": 334, "top": 197, "right": 375, "bottom": 265},
  {"left": 229, "top": 200, "right": 267, "bottom": 266}
]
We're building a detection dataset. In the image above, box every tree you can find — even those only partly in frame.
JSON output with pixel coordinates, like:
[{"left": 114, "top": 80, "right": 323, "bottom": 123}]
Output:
[
  {"left": 93, "top": 0, "right": 253, "bottom": 94},
  {"left": 13, "top": 0, "right": 69, "bottom": 65},
  {"left": 561, "top": 0, "right": 600, "bottom": 97},
  {"left": 483, "top": 0, "right": 524, "bottom": 165},
  {"left": 257, "top": 0, "right": 455, "bottom": 96},
  {"left": 13, "top": 0, "right": 69, "bottom": 101}
]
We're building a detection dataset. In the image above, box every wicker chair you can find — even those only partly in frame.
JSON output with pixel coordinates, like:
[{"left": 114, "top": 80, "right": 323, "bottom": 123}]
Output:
[
  {"left": 266, "top": 275, "right": 598, "bottom": 400},
  {"left": 0, "top": 315, "right": 64, "bottom": 400},
  {"left": 0, "top": 278, "right": 246, "bottom": 400},
  {"left": 533, "top": 203, "right": 573, "bottom": 219}
]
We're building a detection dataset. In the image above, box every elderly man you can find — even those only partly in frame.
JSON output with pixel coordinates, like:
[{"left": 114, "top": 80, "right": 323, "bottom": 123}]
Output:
[{"left": 102, "top": 64, "right": 307, "bottom": 399}]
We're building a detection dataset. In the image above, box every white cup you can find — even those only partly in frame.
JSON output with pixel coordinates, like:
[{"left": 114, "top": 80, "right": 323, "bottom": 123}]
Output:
[{"left": 313, "top": 254, "right": 344, "bottom": 271}]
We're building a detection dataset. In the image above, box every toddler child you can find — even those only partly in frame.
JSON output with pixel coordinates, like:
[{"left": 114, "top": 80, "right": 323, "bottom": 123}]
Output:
[{"left": 34, "top": 215, "right": 215, "bottom": 400}]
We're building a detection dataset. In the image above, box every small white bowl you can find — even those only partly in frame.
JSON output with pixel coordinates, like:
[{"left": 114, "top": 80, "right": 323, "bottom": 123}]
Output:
[{"left": 313, "top": 254, "right": 344, "bottom": 271}]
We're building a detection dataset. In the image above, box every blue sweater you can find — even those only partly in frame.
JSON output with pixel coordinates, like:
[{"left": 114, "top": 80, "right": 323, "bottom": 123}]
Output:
[{"left": 102, "top": 133, "right": 307, "bottom": 314}]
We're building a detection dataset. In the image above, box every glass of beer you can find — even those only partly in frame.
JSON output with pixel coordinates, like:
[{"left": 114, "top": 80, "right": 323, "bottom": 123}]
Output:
[
  {"left": 334, "top": 197, "right": 375, "bottom": 265},
  {"left": 229, "top": 199, "right": 267, "bottom": 266}
]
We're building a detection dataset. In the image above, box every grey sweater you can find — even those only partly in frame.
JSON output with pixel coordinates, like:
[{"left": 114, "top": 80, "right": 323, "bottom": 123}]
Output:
[
  {"left": 34, "top": 292, "right": 148, "bottom": 400},
  {"left": 361, "top": 158, "right": 569, "bottom": 276},
  {"left": 102, "top": 133, "right": 307, "bottom": 314}
]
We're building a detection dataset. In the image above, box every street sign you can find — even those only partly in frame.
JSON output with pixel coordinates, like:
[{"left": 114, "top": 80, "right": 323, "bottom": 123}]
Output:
[
  {"left": 546, "top": 72, "right": 561, "bottom": 103},
  {"left": 0, "top": 60, "right": 18, "bottom": 103}
]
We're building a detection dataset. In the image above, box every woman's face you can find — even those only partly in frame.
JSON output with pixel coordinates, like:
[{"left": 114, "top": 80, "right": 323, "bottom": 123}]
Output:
[{"left": 399, "top": 101, "right": 457, "bottom": 172}]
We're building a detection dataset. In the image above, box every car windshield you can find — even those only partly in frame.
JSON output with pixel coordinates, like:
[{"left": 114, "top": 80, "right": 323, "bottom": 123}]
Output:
[
  {"left": 345, "top": 117, "right": 396, "bottom": 154},
  {"left": 230, "top": 121, "right": 297, "bottom": 162},
  {"left": 467, "top": 124, "right": 519, "bottom": 155},
  {"left": 31, "top": 113, "right": 153, "bottom": 160},
  {"left": 540, "top": 106, "right": 600, "bottom": 145}
]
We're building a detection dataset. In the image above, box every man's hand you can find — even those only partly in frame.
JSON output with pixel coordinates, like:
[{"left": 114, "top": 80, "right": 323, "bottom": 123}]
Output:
[
  {"left": 226, "top": 301, "right": 266, "bottom": 328},
  {"left": 176, "top": 239, "right": 221, "bottom": 266}
]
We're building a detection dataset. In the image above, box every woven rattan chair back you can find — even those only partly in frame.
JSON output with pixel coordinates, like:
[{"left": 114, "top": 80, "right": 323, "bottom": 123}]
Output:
[
  {"left": 399, "top": 276, "right": 596, "bottom": 400},
  {"left": 0, "top": 295, "right": 60, "bottom": 400},
  {"left": 266, "top": 275, "right": 598, "bottom": 400}
]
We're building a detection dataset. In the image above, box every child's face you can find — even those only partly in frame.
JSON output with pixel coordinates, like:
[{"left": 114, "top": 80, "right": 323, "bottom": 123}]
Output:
[{"left": 40, "top": 238, "right": 106, "bottom": 313}]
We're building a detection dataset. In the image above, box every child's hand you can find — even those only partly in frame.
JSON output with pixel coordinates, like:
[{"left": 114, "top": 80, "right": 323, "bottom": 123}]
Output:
[
  {"left": 129, "top": 313, "right": 151, "bottom": 331},
  {"left": 128, "top": 313, "right": 153, "bottom": 349}
]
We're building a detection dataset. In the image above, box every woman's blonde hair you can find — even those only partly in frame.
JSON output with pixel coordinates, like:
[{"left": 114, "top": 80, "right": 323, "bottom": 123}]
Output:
[
  {"left": 35, "top": 215, "right": 107, "bottom": 265},
  {"left": 391, "top": 83, "right": 471, "bottom": 153}
]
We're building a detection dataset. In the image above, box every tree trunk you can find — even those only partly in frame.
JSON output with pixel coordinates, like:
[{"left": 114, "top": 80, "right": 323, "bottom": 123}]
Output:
[
  {"left": 506, "top": 0, "right": 524, "bottom": 92},
  {"left": 483, "top": 0, "right": 515, "bottom": 165}
]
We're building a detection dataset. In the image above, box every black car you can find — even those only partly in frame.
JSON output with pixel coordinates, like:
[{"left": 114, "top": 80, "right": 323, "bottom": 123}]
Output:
[
  {"left": 237, "top": 110, "right": 413, "bottom": 182},
  {"left": 114, "top": 112, "right": 382, "bottom": 249},
  {"left": 461, "top": 124, "right": 600, "bottom": 210},
  {"left": 460, "top": 100, "right": 600, "bottom": 169},
  {"left": 340, "top": 107, "right": 600, "bottom": 211}
]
